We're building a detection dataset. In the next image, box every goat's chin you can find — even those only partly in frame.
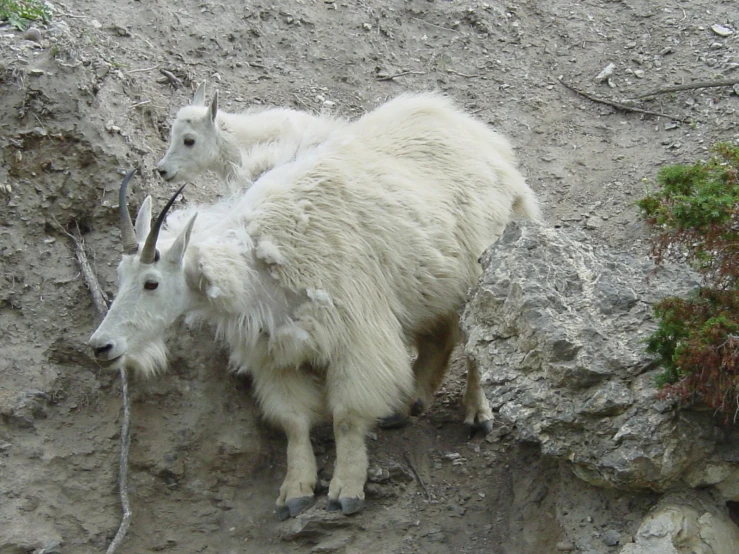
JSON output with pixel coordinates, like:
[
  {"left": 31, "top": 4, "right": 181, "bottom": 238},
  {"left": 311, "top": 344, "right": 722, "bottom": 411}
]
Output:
[{"left": 123, "top": 341, "right": 169, "bottom": 378}]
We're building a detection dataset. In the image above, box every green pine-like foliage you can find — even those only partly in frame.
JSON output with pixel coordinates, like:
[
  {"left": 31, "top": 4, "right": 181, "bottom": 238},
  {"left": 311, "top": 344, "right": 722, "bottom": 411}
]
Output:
[{"left": 638, "top": 143, "right": 739, "bottom": 421}]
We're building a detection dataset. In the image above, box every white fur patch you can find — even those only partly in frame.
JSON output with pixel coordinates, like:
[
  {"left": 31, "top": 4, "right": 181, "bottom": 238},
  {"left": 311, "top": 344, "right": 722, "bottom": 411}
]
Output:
[
  {"left": 306, "top": 288, "right": 333, "bottom": 307},
  {"left": 207, "top": 285, "right": 223, "bottom": 299},
  {"left": 275, "top": 323, "right": 310, "bottom": 343},
  {"left": 255, "top": 238, "right": 284, "bottom": 265}
]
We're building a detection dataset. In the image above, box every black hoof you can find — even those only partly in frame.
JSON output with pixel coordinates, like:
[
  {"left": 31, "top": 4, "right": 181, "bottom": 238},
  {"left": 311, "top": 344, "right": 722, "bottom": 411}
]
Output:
[
  {"left": 466, "top": 419, "right": 494, "bottom": 439},
  {"left": 410, "top": 398, "right": 425, "bottom": 417},
  {"left": 277, "top": 495, "right": 314, "bottom": 520},
  {"left": 326, "top": 497, "right": 365, "bottom": 515},
  {"left": 339, "top": 496, "right": 365, "bottom": 515},
  {"left": 379, "top": 413, "right": 410, "bottom": 429}
]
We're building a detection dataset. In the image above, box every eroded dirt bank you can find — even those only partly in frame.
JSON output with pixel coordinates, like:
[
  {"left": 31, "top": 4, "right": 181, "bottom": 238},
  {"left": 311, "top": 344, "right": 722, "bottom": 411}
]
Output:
[{"left": 1, "top": 0, "right": 737, "bottom": 552}]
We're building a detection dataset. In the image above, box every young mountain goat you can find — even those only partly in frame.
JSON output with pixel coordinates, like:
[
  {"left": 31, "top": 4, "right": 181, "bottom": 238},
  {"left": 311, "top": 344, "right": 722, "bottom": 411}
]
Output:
[
  {"left": 90, "top": 92, "right": 541, "bottom": 520},
  {"left": 156, "top": 82, "right": 345, "bottom": 190}
]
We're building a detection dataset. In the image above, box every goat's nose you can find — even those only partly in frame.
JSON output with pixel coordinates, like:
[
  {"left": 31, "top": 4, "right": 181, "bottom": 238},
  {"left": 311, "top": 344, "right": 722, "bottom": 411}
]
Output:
[
  {"left": 157, "top": 167, "right": 168, "bottom": 177},
  {"left": 93, "top": 343, "right": 114, "bottom": 358}
]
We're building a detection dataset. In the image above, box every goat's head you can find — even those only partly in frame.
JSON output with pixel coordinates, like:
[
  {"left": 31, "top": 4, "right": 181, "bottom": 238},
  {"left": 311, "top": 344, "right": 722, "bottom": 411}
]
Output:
[
  {"left": 88, "top": 170, "right": 197, "bottom": 375},
  {"left": 157, "top": 81, "right": 220, "bottom": 182}
]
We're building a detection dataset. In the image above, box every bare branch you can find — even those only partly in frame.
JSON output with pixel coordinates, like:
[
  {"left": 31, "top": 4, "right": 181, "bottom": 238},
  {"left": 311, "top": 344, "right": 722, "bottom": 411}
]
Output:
[
  {"left": 447, "top": 69, "right": 479, "bottom": 79},
  {"left": 159, "top": 69, "right": 183, "bottom": 88},
  {"left": 60, "top": 224, "right": 132, "bottom": 554},
  {"left": 105, "top": 362, "right": 132, "bottom": 554},
  {"left": 558, "top": 78, "right": 692, "bottom": 124},
  {"left": 403, "top": 451, "right": 432, "bottom": 500},
  {"left": 632, "top": 78, "right": 739, "bottom": 100},
  {"left": 411, "top": 16, "right": 460, "bottom": 34},
  {"left": 125, "top": 65, "right": 160, "bottom": 75},
  {"left": 376, "top": 70, "right": 427, "bottom": 82}
]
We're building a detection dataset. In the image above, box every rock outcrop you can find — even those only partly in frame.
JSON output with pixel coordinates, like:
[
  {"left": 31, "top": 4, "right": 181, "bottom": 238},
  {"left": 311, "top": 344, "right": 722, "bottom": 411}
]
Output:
[
  {"left": 619, "top": 490, "right": 739, "bottom": 554},
  {"left": 461, "top": 222, "right": 739, "bottom": 500}
]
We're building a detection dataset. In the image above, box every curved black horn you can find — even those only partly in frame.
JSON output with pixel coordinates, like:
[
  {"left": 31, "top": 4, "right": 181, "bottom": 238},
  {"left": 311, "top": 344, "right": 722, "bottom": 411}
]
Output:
[
  {"left": 139, "top": 183, "right": 187, "bottom": 264},
  {"left": 119, "top": 168, "right": 139, "bottom": 255}
]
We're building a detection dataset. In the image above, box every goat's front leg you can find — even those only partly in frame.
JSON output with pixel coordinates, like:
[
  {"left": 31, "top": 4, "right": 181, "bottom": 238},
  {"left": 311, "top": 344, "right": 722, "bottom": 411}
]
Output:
[
  {"left": 326, "top": 409, "right": 371, "bottom": 515},
  {"left": 254, "top": 370, "right": 320, "bottom": 520},
  {"left": 277, "top": 415, "right": 317, "bottom": 520}
]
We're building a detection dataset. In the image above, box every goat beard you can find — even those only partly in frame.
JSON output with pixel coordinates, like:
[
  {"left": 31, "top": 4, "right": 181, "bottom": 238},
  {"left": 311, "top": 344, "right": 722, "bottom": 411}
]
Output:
[{"left": 121, "top": 339, "right": 169, "bottom": 378}]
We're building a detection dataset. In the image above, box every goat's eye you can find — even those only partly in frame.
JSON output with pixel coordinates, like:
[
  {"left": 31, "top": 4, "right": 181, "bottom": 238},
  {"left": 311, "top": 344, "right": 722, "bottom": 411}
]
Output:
[
  {"left": 144, "top": 281, "right": 159, "bottom": 291},
  {"left": 184, "top": 137, "right": 195, "bottom": 147}
]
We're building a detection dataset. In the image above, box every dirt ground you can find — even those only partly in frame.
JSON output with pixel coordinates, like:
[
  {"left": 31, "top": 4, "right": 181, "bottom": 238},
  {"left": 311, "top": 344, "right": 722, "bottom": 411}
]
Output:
[{"left": 1, "top": 0, "right": 737, "bottom": 553}]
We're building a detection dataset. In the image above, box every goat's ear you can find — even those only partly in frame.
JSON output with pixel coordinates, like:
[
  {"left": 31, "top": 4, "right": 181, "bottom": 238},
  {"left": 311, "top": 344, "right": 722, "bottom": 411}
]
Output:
[
  {"left": 165, "top": 213, "right": 197, "bottom": 265},
  {"left": 193, "top": 81, "right": 206, "bottom": 106},
  {"left": 134, "top": 196, "right": 153, "bottom": 242},
  {"left": 209, "top": 91, "right": 218, "bottom": 123}
]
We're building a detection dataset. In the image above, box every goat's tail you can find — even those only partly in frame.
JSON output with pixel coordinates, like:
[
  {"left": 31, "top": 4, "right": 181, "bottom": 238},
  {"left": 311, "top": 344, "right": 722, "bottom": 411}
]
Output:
[{"left": 512, "top": 186, "right": 543, "bottom": 224}]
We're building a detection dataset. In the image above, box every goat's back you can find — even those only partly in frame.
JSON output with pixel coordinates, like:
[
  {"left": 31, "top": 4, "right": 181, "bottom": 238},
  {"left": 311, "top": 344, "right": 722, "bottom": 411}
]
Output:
[{"left": 241, "top": 92, "right": 539, "bottom": 335}]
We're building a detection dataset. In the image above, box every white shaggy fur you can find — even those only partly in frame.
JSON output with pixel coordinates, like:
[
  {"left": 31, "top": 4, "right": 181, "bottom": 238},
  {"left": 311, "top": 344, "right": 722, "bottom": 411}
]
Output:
[
  {"left": 156, "top": 82, "right": 345, "bottom": 191},
  {"left": 90, "top": 92, "right": 541, "bottom": 518}
]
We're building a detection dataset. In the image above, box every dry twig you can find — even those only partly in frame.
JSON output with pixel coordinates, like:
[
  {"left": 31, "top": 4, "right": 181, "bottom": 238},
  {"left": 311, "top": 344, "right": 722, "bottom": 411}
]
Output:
[
  {"left": 159, "top": 68, "right": 183, "bottom": 88},
  {"left": 376, "top": 70, "right": 427, "bottom": 82},
  {"left": 631, "top": 78, "right": 739, "bottom": 99},
  {"left": 129, "top": 100, "right": 151, "bottom": 110},
  {"left": 411, "top": 16, "right": 459, "bottom": 34},
  {"left": 447, "top": 69, "right": 479, "bottom": 79},
  {"left": 558, "top": 78, "right": 692, "bottom": 124},
  {"left": 61, "top": 226, "right": 132, "bottom": 554},
  {"left": 293, "top": 93, "right": 310, "bottom": 110},
  {"left": 403, "top": 452, "right": 432, "bottom": 500},
  {"left": 125, "top": 65, "right": 160, "bottom": 75}
]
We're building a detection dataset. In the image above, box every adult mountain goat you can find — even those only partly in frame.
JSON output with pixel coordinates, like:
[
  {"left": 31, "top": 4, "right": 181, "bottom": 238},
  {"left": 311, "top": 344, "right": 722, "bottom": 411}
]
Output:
[
  {"left": 156, "top": 82, "right": 345, "bottom": 189},
  {"left": 89, "top": 92, "right": 541, "bottom": 519}
]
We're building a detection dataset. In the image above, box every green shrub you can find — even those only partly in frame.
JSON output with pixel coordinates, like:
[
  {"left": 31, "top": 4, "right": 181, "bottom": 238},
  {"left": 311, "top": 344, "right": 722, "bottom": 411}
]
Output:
[
  {"left": 0, "top": 0, "right": 51, "bottom": 31},
  {"left": 638, "top": 143, "right": 739, "bottom": 421}
]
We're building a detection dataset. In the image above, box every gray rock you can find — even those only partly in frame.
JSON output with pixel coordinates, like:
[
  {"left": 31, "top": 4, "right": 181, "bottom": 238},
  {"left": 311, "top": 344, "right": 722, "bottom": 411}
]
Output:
[
  {"left": 619, "top": 490, "right": 739, "bottom": 554},
  {"left": 0, "top": 390, "right": 49, "bottom": 429},
  {"left": 22, "top": 28, "right": 42, "bottom": 43},
  {"left": 603, "top": 529, "right": 621, "bottom": 547},
  {"left": 280, "top": 510, "right": 352, "bottom": 542},
  {"left": 462, "top": 223, "right": 739, "bottom": 496}
]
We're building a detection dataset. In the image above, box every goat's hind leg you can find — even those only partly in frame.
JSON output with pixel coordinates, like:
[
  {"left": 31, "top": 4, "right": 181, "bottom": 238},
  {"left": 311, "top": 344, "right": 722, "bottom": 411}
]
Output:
[
  {"left": 410, "top": 318, "right": 459, "bottom": 416},
  {"left": 463, "top": 356, "right": 494, "bottom": 438},
  {"left": 327, "top": 342, "right": 411, "bottom": 515},
  {"left": 379, "top": 318, "right": 458, "bottom": 429}
]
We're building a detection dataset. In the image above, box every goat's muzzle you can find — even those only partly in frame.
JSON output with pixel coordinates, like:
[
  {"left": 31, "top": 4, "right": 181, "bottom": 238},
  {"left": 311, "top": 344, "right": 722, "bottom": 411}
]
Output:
[{"left": 88, "top": 335, "right": 125, "bottom": 367}]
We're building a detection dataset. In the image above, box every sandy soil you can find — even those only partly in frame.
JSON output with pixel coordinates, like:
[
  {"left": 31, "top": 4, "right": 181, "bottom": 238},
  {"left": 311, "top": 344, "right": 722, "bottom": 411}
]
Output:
[{"left": 1, "top": 0, "right": 737, "bottom": 552}]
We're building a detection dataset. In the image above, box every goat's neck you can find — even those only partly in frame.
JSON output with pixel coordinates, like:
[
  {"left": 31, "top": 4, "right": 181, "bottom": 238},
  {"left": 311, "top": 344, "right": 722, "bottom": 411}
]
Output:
[
  {"left": 213, "top": 116, "right": 243, "bottom": 181},
  {"left": 221, "top": 109, "right": 294, "bottom": 145}
]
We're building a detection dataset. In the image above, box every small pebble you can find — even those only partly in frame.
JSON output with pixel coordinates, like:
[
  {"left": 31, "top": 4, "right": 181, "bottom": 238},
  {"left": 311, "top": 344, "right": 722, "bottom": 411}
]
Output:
[
  {"left": 23, "top": 27, "right": 42, "bottom": 42},
  {"left": 603, "top": 529, "right": 621, "bottom": 546},
  {"left": 711, "top": 24, "right": 733, "bottom": 37},
  {"left": 594, "top": 63, "right": 615, "bottom": 83}
]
